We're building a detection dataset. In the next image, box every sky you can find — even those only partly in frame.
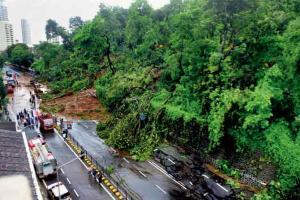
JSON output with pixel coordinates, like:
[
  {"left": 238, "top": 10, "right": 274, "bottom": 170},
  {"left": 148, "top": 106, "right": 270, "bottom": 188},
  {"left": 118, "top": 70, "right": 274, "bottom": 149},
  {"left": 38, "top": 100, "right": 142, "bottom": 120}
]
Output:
[{"left": 6, "top": 0, "right": 169, "bottom": 45}]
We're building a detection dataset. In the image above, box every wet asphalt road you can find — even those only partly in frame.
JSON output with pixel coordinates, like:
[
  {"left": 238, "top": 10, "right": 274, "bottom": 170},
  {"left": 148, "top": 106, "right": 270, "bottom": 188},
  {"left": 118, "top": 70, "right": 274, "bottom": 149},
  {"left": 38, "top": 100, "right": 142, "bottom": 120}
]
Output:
[
  {"left": 69, "top": 121, "right": 186, "bottom": 200},
  {"left": 6, "top": 66, "right": 113, "bottom": 200}
]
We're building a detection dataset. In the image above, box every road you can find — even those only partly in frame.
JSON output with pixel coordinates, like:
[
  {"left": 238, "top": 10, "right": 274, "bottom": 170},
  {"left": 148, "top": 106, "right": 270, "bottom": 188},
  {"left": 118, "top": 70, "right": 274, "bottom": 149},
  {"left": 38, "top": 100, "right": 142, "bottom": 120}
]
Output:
[
  {"left": 6, "top": 66, "right": 113, "bottom": 200},
  {"left": 69, "top": 121, "right": 186, "bottom": 200},
  {"left": 6, "top": 65, "right": 187, "bottom": 200}
]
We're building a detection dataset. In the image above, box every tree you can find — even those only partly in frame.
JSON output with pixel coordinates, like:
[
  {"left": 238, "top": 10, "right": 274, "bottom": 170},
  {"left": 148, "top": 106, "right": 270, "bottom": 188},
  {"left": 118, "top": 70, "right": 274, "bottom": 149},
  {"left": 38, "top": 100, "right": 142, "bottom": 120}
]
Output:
[
  {"left": 0, "top": 76, "right": 6, "bottom": 106},
  {"left": 45, "top": 19, "right": 59, "bottom": 40},
  {"left": 125, "top": 0, "right": 153, "bottom": 49},
  {"left": 69, "top": 16, "right": 84, "bottom": 32},
  {"left": 6, "top": 44, "right": 33, "bottom": 68},
  {"left": 45, "top": 19, "right": 73, "bottom": 49},
  {"left": 0, "top": 53, "right": 5, "bottom": 68}
]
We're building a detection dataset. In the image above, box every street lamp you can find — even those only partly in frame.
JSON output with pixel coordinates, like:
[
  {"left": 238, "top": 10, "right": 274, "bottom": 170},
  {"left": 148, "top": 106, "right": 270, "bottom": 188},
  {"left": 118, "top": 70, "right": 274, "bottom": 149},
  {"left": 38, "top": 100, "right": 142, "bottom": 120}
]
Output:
[{"left": 56, "top": 154, "right": 85, "bottom": 200}]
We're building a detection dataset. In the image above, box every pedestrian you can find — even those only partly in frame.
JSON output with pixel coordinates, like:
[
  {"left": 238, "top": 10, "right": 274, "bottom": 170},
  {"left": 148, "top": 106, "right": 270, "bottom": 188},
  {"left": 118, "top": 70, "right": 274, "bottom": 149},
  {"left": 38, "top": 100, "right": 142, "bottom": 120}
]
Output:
[
  {"left": 30, "top": 117, "right": 34, "bottom": 129},
  {"left": 92, "top": 168, "right": 97, "bottom": 178},
  {"left": 24, "top": 109, "right": 27, "bottom": 114},
  {"left": 31, "top": 110, "right": 34, "bottom": 117},
  {"left": 27, "top": 118, "right": 31, "bottom": 127},
  {"left": 96, "top": 171, "right": 102, "bottom": 183},
  {"left": 87, "top": 167, "right": 92, "bottom": 179}
]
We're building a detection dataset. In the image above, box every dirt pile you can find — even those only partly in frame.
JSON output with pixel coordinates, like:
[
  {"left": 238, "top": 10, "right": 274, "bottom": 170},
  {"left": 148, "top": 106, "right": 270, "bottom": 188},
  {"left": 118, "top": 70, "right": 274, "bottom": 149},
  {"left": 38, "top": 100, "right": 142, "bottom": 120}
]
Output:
[{"left": 41, "top": 89, "right": 109, "bottom": 122}]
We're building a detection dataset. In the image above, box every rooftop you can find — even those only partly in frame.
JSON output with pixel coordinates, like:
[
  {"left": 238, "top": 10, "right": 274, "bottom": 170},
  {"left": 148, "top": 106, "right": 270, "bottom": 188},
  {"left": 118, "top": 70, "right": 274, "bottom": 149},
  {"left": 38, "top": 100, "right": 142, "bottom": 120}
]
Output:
[{"left": 0, "top": 128, "right": 38, "bottom": 200}]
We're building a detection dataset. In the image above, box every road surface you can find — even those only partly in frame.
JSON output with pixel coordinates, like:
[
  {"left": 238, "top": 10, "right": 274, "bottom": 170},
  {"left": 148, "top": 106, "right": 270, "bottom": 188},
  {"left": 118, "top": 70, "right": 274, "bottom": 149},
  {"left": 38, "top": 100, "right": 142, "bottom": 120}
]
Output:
[
  {"left": 7, "top": 66, "right": 113, "bottom": 200},
  {"left": 69, "top": 121, "right": 186, "bottom": 200}
]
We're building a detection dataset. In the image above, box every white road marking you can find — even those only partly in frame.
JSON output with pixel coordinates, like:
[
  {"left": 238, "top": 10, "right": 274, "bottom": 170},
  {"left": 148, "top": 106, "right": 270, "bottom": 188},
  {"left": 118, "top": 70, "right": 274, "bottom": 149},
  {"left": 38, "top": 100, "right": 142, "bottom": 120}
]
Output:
[
  {"left": 202, "top": 174, "right": 209, "bottom": 179},
  {"left": 54, "top": 129, "right": 115, "bottom": 200},
  {"left": 66, "top": 178, "right": 71, "bottom": 185},
  {"left": 100, "top": 183, "right": 116, "bottom": 200},
  {"left": 74, "top": 189, "right": 79, "bottom": 197},
  {"left": 216, "top": 183, "right": 229, "bottom": 192},
  {"left": 123, "top": 157, "right": 130, "bottom": 164},
  {"left": 83, "top": 124, "right": 88, "bottom": 129},
  {"left": 54, "top": 129, "right": 89, "bottom": 170},
  {"left": 138, "top": 170, "right": 147, "bottom": 178},
  {"left": 168, "top": 158, "right": 175, "bottom": 165},
  {"left": 42, "top": 180, "right": 47, "bottom": 188},
  {"left": 189, "top": 181, "right": 193, "bottom": 185},
  {"left": 148, "top": 160, "right": 187, "bottom": 190},
  {"left": 60, "top": 168, "right": 65, "bottom": 174},
  {"left": 155, "top": 185, "right": 167, "bottom": 194}
]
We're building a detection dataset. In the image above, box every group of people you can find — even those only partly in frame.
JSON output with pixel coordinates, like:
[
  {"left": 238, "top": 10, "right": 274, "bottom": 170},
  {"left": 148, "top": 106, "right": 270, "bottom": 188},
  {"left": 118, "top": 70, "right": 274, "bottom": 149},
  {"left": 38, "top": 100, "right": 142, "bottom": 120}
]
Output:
[
  {"left": 16, "top": 108, "right": 38, "bottom": 129},
  {"left": 88, "top": 167, "right": 103, "bottom": 184}
]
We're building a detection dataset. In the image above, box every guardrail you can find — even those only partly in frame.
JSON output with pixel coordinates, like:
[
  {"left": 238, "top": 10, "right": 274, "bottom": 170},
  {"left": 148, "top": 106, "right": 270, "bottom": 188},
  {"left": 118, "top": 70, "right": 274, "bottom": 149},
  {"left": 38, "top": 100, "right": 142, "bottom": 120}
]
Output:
[{"left": 65, "top": 132, "right": 142, "bottom": 200}]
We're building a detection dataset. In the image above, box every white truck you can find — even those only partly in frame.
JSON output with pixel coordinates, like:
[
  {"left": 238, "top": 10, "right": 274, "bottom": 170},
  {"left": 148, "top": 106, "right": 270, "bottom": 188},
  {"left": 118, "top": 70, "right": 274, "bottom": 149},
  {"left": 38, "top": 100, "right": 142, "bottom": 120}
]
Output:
[{"left": 28, "top": 138, "right": 57, "bottom": 178}]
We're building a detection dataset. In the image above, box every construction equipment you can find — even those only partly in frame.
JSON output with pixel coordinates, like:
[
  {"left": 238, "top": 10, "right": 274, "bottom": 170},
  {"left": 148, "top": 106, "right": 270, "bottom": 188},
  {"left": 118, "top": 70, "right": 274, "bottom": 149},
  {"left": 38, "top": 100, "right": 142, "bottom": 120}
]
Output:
[{"left": 28, "top": 138, "right": 57, "bottom": 178}]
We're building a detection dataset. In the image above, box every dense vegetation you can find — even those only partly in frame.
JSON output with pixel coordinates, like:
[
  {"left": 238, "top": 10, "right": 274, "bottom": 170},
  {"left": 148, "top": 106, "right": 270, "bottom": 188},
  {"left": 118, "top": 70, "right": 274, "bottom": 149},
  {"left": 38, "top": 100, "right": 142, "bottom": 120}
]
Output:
[
  {"left": 4, "top": 43, "right": 34, "bottom": 68},
  {"left": 31, "top": 0, "right": 299, "bottom": 198}
]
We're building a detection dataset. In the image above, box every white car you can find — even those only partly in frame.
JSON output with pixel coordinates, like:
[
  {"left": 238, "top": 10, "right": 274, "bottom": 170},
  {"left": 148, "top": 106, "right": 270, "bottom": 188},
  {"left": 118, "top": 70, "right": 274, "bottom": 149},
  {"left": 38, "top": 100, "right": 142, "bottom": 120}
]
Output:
[{"left": 47, "top": 182, "right": 72, "bottom": 200}]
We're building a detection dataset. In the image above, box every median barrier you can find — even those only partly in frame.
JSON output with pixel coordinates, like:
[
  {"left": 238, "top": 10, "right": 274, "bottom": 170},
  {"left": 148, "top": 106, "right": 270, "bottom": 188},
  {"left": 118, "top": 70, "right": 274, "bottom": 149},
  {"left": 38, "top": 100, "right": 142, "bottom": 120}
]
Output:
[{"left": 59, "top": 129, "right": 142, "bottom": 200}]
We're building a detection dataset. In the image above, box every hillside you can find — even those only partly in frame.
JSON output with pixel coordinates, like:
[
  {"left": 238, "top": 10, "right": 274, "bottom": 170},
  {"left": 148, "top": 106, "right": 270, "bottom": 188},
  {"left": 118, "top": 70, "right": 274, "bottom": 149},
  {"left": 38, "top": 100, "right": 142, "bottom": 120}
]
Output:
[{"left": 26, "top": 0, "right": 300, "bottom": 199}]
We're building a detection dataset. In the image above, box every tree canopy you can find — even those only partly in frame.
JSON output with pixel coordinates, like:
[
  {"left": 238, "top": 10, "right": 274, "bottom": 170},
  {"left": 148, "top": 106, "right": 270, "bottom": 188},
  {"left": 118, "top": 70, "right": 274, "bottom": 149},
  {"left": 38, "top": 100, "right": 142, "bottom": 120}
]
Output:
[
  {"left": 31, "top": 0, "right": 300, "bottom": 198},
  {"left": 5, "top": 43, "right": 34, "bottom": 68}
]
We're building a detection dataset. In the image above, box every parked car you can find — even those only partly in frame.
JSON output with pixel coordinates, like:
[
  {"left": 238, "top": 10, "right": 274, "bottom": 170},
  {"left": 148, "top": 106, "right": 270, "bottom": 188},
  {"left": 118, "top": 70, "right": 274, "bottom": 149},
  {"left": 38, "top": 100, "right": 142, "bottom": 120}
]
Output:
[{"left": 47, "top": 182, "right": 72, "bottom": 200}]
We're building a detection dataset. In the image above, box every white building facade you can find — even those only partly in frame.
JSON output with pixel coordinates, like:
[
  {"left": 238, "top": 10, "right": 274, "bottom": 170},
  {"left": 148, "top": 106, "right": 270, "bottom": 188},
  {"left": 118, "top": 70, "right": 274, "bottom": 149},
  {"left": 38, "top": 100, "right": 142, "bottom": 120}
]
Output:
[
  {"left": 0, "top": 0, "right": 13, "bottom": 51},
  {"left": 21, "top": 19, "right": 31, "bottom": 46}
]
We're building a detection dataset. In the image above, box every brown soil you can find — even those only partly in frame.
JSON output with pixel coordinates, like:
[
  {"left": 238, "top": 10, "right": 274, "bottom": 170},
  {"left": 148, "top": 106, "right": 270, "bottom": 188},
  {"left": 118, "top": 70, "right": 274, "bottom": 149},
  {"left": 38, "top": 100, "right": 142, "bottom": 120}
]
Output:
[{"left": 41, "top": 89, "right": 110, "bottom": 122}]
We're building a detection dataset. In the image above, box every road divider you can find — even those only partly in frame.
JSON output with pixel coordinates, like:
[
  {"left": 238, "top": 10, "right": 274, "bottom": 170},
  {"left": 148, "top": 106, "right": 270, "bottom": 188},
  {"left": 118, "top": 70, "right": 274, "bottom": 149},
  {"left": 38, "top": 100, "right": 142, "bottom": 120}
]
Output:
[{"left": 55, "top": 128, "right": 142, "bottom": 200}]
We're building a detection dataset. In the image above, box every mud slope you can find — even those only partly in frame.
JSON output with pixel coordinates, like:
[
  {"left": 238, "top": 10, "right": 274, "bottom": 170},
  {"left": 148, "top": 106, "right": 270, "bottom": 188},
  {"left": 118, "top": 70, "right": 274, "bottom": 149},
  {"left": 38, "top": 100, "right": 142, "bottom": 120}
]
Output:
[{"left": 41, "top": 89, "right": 109, "bottom": 122}]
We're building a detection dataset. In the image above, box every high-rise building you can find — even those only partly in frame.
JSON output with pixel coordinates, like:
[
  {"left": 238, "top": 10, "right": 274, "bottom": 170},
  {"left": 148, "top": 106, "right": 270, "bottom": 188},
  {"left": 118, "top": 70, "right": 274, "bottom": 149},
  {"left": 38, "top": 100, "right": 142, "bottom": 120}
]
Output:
[
  {"left": 21, "top": 19, "right": 31, "bottom": 45},
  {"left": 0, "top": 0, "right": 8, "bottom": 21},
  {"left": 0, "top": 0, "right": 13, "bottom": 51},
  {"left": 0, "top": 21, "right": 13, "bottom": 50}
]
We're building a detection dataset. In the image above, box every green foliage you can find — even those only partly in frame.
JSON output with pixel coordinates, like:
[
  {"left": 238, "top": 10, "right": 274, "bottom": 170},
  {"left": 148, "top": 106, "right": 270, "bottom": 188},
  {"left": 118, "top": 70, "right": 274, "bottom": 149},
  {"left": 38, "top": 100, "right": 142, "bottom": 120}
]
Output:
[
  {"left": 96, "top": 122, "right": 109, "bottom": 139},
  {"left": 96, "top": 67, "right": 153, "bottom": 110},
  {"left": 263, "top": 122, "right": 300, "bottom": 192},
  {"left": 0, "top": 76, "right": 6, "bottom": 106},
  {"left": 72, "top": 79, "right": 88, "bottom": 91},
  {"left": 31, "top": 1, "right": 300, "bottom": 197},
  {"left": 105, "top": 165, "right": 115, "bottom": 174},
  {"left": 5, "top": 44, "right": 34, "bottom": 68},
  {"left": 208, "top": 89, "right": 247, "bottom": 149},
  {"left": 0, "top": 53, "right": 5, "bottom": 67},
  {"left": 216, "top": 159, "right": 241, "bottom": 180}
]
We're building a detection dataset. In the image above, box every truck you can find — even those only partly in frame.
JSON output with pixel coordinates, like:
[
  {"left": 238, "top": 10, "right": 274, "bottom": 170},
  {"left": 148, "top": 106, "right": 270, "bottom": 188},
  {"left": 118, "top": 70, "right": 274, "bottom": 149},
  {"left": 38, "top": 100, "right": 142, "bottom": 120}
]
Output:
[
  {"left": 44, "top": 181, "right": 72, "bottom": 200},
  {"left": 28, "top": 137, "right": 57, "bottom": 178},
  {"left": 38, "top": 113, "right": 55, "bottom": 131},
  {"left": 6, "top": 84, "right": 14, "bottom": 94}
]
